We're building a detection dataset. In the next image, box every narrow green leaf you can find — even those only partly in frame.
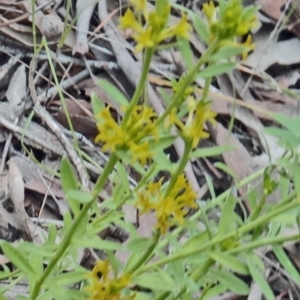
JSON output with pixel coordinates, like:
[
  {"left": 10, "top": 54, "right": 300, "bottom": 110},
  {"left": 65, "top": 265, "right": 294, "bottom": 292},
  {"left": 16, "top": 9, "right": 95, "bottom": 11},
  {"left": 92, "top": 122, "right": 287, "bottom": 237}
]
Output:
[
  {"left": 273, "top": 113, "right": 300, "bottom": 138},
  {"left": 158, "top": 88, "right": 172, "bottom": 106},
  {"left": 217, "top": 191, "right": 236, "bottom": 236},
  {"left": 196, "top": 62, "right": 236, "bottom": 79},
  {"left": 126, "top": 238, "right": 153, "bottom": 252},
  {"left": 177, "top": 36, "right": 193, "bottom": 71},
  {"left": 66, "top": 190, "right": 94, "bottom": 204},
  {"left": 97, "top": 79, "right": 129, "bottom": 107},
  {"left": 51, "top": 268, "right": 87, "bottom": 285},
  {"left": 131, "top": 271, "right": 176, "bottom": 291},
  {"left": 211, "top": 45, "right": 246, "bottom": 61},
  {"left": 189, "top": 145, "right": 235, "bottom": 159},
  {"left": 204, "top": 173, "right": 216, "bottom": 199},
  {"left": 209, "top": 268, "right": 249, "bottom": 295},
  {"left": 273, "top": 245, "right": 300, "bottom": 285},
  {"left": 47, "top": 223, "right": 58, "bottom": 245},
  {"left": 214, "top": 162, "right": 238, "bottom": 181},
  {"left": 247, "top": 255, "right": 274, "bottom": 300},
  {"left": 60, "top": 157, "right": 78, "bottom": 194},
  {"left": 1, "top": 242, "right": 36, "bottom": 279},
  {"left": 208, "top": 252, "right": 248, "bottom": 275},
  {"left": 116, "top": 162, "right": 130, "bottom": 194},
  {"left": 91, "top": 92, "right": 104, "bottom": 122},
  {"left": 182, "top": 231, "right": 209, "bottom": 253},
  {"left": 72, "top": 236, "right": 122, "bottom": 250},
  {"left": 148, "top": 136, "right": 176, "bottom": 152},
  {"left": 191, "top": 12, "right": 209, "bottom": 44},
  {"left": 203, "top": 284, "right": 228, "bottom": 300}
]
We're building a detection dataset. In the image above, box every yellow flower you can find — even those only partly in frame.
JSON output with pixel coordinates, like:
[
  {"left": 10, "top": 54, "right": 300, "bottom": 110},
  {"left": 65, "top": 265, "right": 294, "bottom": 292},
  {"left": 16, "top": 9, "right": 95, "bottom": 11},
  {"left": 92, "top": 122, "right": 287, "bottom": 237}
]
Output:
[
  {"left": 174, "top": 14, "right": 192, "bottom": 39},
  {"left": 135, "top": 174, "right": 197, "bottom": 234},
  {"left": 203, "top": 0, "right": 258, "bottom": 40},
  {"left": 86, "top": 259, "right": 134, "bottom": 300},
  {"left": 95, "top": 107, "right": 125, "bottom": 152},
  {"left": 119, "top": 9, "right": 143, "bottom": 33},
  {"left": 119, "top": 2, "right": 191, "bottom": 52},
  {"left": 133, "top": 27, "right": 155, "bottom": 52},
  {"left": 95, "top": 105, "right": 158, "bottom": 166},
  {"left": 202, "top": 1, "right": 216, "bottom": 23}
]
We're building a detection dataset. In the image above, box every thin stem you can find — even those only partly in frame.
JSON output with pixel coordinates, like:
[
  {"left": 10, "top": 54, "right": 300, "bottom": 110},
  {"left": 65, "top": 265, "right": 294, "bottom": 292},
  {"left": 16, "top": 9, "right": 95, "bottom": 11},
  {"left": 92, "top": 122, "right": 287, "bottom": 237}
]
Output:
[
  {"left": 164, "top": 140, "right": 193, "bottom": 196},
  {"left": 128, "top": 230, "right": 160, "bottom": 274},
  {"left": 122, "top": 47, "right": 155, "bottom": 125},
  {"left": 155, "top": 38, "right": 219, "bottom": 126},
  {"left": 30, "top": 154, "right": 118, "bottom": 299}
]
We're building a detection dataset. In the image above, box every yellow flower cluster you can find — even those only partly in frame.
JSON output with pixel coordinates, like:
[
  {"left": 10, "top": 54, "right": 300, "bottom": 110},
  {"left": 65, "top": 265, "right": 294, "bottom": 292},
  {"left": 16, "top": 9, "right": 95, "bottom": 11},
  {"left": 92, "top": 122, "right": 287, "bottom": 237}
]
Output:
[
  {"left": 119, "top": 0, "right": 192, "bottom": 52},
  {"left": 135, "top": 174, "right": 197, "bottom": 233},
  {"left": 86, "top": 259, "right": 135, "bottom": 300},
  {"left": 166, "top": 98, "right": 216, "bottom": 149},
  {"left": 203, "top": 0, "right": 258, "bottom": 40},
  {"left": 95, "top": 105, "right": 158, "bottom": 165}
]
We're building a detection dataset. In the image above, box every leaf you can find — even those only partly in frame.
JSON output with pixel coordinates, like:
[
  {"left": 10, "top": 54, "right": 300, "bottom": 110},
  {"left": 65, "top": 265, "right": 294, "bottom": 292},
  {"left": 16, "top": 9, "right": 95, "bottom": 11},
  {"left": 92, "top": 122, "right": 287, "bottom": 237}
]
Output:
[
  {"left": 217, "top": 192, "right": 236, "bottom": 236},
  {"left": 208, "top": 252, "right": 248, "bottom": 275},
  {"left": 273, "top": 245, "right": 300, "bottom": 286},
  {"left": 17, "top": 242, "right": 55, "bottom": 257},
  {"left": 247, "top": 254, "right": 274, "bottom": 300},
  {"left": 182, "top": 231, "right": 209, "bottom": 253},
  {"left": 66, "top": 190, "right": 94, "bottom": 204},
  {"left": 1, "top": 242, "right": 36, "bottom": 279},
  {"left": 91, "top": 92, "right": 104, "bottom": 122},
  {"left": 177, "top": 36, "right": 193, "bottom": 71},
  {"left": 211, "top": 45, "right": 247, "bottom": 61},
  {"left": 47, "top": 223, "right": 58, "bottom": 245},
  {"left": 190, "top": 12, "right": 209, "bottom": 44},
  {"left": 72, "top": 236, "right": 122, "bottom": 250},
  {"left": 196, "top": 62, "right": 236, "bottom": 79},
  {"left": 203, "top": 283, "right": 228, "bottom": 300},
  {"left": 209, "top": 268, "right": 249, "bottom": 295},
  {"left": 60, "top": 157, "right": 79, "bottom": 194},
  {"left": 214, "top": 162, "right": 238, "bottom": 181},
  {"left": 264, "top": 127, "right": 298, "bottom": 149},
  {"left": 97, "top": 79, "right": 129, "bottom": 107},
  {"left": 131, "top": 271, "right": 176, "bottom": 291},
  {"left": 126, "top": 238, "right": 153, "bottom": 252},
  {"left": 158, "top": 88, "right": 172, "bottom": 106},
  {"left": 148, "top": 135, "right": 176, "bottom": 152},
  {"left": 152, "top": 151, "right": 174, "bottom": 173},
  {"left": 52, "top": 267, "right": 87, "bottom": 285},
  {"left": 189, "top": 145, "right": 235, "bottom": 159},
  {"left": 273, "top": 113, "right": 300, "bottom": 138},
  {"left": 115, "top": 162, "right": 130, "bottom": 194}
]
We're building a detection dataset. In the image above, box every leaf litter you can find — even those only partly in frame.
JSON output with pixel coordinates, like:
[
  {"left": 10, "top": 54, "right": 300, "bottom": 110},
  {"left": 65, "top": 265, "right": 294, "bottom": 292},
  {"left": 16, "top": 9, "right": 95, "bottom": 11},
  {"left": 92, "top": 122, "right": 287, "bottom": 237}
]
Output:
[{"left": 0, "top": 0, "right": 299, "bottom": 299}]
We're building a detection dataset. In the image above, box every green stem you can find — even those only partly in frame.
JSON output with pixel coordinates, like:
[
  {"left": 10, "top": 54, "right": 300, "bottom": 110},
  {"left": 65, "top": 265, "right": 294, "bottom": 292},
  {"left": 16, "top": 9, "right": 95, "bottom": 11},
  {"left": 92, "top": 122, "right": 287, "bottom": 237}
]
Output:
[
  {"left": 155, "top": 39, "right": 219, "bottom": 126},
  {"left": 137, "top": 197, "right": 299, "bottom": 273},
  {"left": 30, "top": 154, "right": 118, "bottom": 299},
  {"left": 228, "top": 234, "right": 300, "bottom": 255},
  {"left": 201, "top": 75, "right": 212, "bottom": 102},
  {"left": 164, "top": 140, "right": 193, "bottom": 196},
  {"left": 122, "top": 47, "right": 155, "bottom": 125},
  {"left": 128, "top": 230, "right": 160, "bottom": 274}
]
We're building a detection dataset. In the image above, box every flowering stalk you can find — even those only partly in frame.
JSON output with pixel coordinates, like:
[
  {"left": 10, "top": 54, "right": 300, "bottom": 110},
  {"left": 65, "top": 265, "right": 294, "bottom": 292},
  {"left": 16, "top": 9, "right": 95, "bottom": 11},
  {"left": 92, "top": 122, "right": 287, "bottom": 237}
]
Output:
[
  {"left": 30, "top": 154, "right": 118, "bottom": 299},
  {"left": 122, "top": 47, "right": 154, "bottom": 125}
]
